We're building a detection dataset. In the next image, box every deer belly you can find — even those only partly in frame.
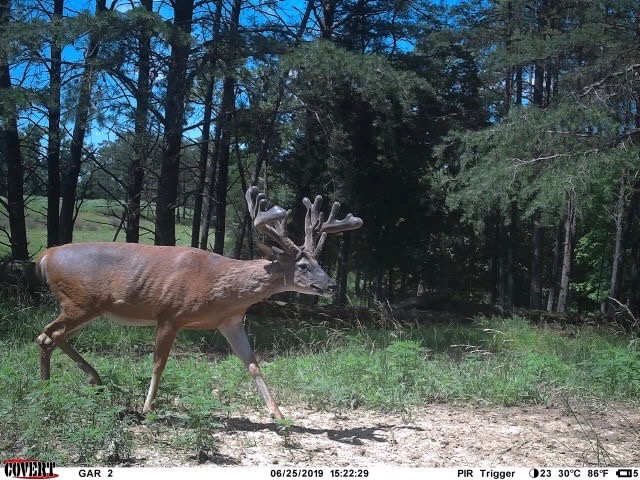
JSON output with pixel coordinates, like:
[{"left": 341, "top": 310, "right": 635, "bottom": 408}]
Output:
[{"left": 105, "top": 312, "right": 157, "bottom": 327}]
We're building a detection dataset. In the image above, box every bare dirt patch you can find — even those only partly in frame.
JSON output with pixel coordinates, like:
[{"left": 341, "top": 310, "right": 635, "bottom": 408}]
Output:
[{"left": 132, "top": 399, "right": 640, "bottom": 467}]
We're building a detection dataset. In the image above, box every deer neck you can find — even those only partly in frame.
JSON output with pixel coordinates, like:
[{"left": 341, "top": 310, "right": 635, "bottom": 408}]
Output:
[{"left": 212, "top": 259, "right": 289, "bottom": 308}]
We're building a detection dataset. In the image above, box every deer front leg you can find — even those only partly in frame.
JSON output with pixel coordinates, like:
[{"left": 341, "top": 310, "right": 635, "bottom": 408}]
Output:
[
  {"left": 143, "top": 321, "right": 179, "bottom": 414},
  {"left": 218, "top": 321, "right": 284, "bottom": 420}
]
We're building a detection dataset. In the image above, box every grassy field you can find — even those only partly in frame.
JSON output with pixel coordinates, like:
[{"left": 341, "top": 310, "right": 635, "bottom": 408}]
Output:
[
  {"left": 0, "top": 196, "right": 204, "bottom": 258},
  {"left": 1, "top": 296, "right": 639, "bottom": 465}
]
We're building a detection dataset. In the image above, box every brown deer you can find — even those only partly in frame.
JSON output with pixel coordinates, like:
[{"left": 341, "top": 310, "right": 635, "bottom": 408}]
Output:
[{"left": 36, "top": 186, "right": 362, "bottom": 419}]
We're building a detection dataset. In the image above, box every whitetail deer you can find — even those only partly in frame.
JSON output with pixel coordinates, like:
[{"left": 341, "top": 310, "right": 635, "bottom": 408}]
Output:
[{"left": 36, "top": 187, "right": 362, "bottom": 419}]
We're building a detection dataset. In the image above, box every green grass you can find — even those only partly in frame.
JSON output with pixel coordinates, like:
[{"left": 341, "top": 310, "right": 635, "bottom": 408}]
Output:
[{"left": 1, "top": 298, "right": 639, "bottom": 464}]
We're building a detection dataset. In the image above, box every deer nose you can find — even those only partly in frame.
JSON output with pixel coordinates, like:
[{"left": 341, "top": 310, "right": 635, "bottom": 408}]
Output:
[{"left": 326, "top": 283, "right": 337, "bottom": 294}]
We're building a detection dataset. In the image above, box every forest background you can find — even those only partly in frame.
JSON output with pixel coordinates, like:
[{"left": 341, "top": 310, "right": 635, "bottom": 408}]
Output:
[{"left": 1, "top": 0, "right": 639, "bottom": 318}]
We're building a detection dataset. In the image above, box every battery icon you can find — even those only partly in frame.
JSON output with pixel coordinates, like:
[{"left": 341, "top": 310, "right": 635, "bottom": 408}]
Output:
[{"left": 616, "top": 470, "right": 633, "bottom": 478}]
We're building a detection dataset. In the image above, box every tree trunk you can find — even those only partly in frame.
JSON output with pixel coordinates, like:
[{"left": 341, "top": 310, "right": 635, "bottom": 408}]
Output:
[
  {"left": 335, "top": 231, "right": 352, "bottom": 305},
  {"left": 212, "top": 74, "right": 236, "bottom": 255},
  {"left": 533, "top": 61, "right": 545, "bottom": 107},
  {"left": 354, "top": 269, "right": 362, "bottom": 296},
  {"left": 46, "top": 0, "right": 63, "bottom": 248},
  {"left": 212, "top": 0, "right": 242, "bottom": 255},
  {"left": 0, "top": 0, "right": 28, "bottom": 260},
  {"left": 155, "top": 0, "right": 194, "bottom": 246},
  {"left": 59, "top": 0, "right": 107, "bottom": 244},
  {"left": 603, "top": 172, "right": 628, "bottom": 318},
  {"left": 0, "top": 12, "right": 29, "bottom": 260},
  {"left": 485, "top": 209, "right": 500, "bottom": 304},
  {"left": 529, "top": 209, "right": 543, "bottom": 309},
  {"left": 232, "top": 136, "right": 250, "bottom": 259},
  {"left": 387, "top": 267, "right": 395, "bottom": 302},
  {"left": 191, "top": 73, "right": 215, "bottom": 247},
  {"left": 497, "top": 206, "right": 515, "bottom": 307},
  {"left": 546, "top": 216, "right": 564, "bottom": 312},
  {"left": 515, "top": 65, "right": 523, "bottom": 106},
  {"left": 199, "top": 123, "right": 222, "bottom": 250},
  {"left": 507, "top": 203, "right": 517, "bottom": 306},
  {"left": 626, "top": 209, "right": 640, "bottom": 316},
  {"left": 191, "top": 0, "right": 222, "bottom": 248},
  {"left": 625, "top": 179, "right": 640, "bottom": 316},
  {"left": 319, "top": 0, "right": 337, "bottom": 39},
  {"left": 557, "top": 196, "right": 577, "bottom": 313},
  {"left": 126, "top": 0, "right": 152, "bottom": 244}
]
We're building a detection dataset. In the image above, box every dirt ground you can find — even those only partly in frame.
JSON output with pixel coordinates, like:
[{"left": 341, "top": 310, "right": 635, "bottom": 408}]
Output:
[{"left": 134, "top": 399, "right": 640, "bottom": 467}]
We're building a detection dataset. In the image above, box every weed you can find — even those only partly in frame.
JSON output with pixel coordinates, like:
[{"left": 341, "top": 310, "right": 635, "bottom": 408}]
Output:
[
  {"left": 180, "top": 396, "right": 224, "bottom": 463},
  {"left": 275, "top": 417, "right": 297, "bottom": 448}
]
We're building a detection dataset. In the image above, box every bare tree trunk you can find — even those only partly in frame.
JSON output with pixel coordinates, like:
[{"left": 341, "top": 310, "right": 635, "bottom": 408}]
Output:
[
  {"left": 507, "top": 203, "right": 517, "bottom": 306},
  {"left": 0, "top": 4, "right": 29, "bottom": 260},
  {"left": 546, "top": 216, "right": 564, "bottom": 312},
  {"left": 533, "top": 61, "right": 544, "bottom": 107},
  {"left": 603, "top": 171, "right": 628, "bottom": 318},
  {"left": 497, "top": 205, "right": 515, "bottom": 307},
  {"left": 232, "top": 135, "right": 249, "bottom": 259},
  {"left": 191, "top": 0, "right": 222, "bottom": 248},
  {"left": 515, "top": 65, "right": 523, "bottom": 106},
  {"left": 212, "top": 74, "right": 236, "bottom": 255},
  {"left": 487, "top": 210, "right": 499, "bottom": 304},
  {"left": 626, "top": 193, "right": 640, "bottom": 316},
  {"left": 0, "top": 0, "right": 28, "bottom": 259},
  {"left": 191, "top": 74, "right": 215, "bottom": 248},
  {"left": 319, "top": 0, "right": 337, "bottom": 39},
  {"left": 354, "top": 269, "right": 362, "bottom": 296},
  {"left": 199, "top": 123, "right": 222, "bottom": 250},
  {"left": 503, "top": 1, "right": 514, "bottom": 114},
  {"left": 126, "top": 0, "right": 152, "bottom": 244},
  {"left": 212, "top": 0, "right": 242, "bottom": 255},
  {"left": 335, "top": 231, "right": 352, "bottom": 305},
  {"left": 557, "top": 196, "right": 577, "bottom": 313},
  {"left": 529, "top": 209, "right": 543, "bottom": 309},
  {"left": 47, "top": 0, "right": 63, "bottom": 247},
  {"left": 59, "top": 0, "right": 107, "bottom": 244},
  {"left": 155, "top": 0, "right": 194, "bottom": 246}
]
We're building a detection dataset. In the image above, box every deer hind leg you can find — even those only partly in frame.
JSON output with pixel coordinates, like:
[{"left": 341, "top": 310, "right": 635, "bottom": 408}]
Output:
[
  {"left": 40, "top": 310, "right": 102, "bottom": 386},
  {"left": 143, "top": 321, "right": 179, "bottom": 414},
  {"left": 218, "top": 320, "right": 284, "bottom": 420}
]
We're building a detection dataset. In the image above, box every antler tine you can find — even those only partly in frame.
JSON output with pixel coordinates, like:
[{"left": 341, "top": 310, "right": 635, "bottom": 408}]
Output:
[
  {"left": 246, "top": 187, "right": 300, "bottom": 256},
  {"left": 320, "top": 201, "right": 363, "bottom": 234},
  {"left": 303, "top": 195, "right": 324, "bottom": 252},
  {"left": 302, "top": 194, "right": 364, "bottom": 258}
]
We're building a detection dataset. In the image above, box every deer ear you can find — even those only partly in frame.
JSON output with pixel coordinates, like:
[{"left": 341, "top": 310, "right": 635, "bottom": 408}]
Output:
[
  {"left": 257, "top": 243, "right": 293, "bottom": 264},
  {"left": 256, "top": 242, "right": 276, "bottom": 261}
]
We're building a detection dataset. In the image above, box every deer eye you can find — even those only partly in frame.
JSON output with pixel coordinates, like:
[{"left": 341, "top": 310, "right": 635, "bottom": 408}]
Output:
[{"left": 297, "top": 263, "right": 309, "bottom": 272}]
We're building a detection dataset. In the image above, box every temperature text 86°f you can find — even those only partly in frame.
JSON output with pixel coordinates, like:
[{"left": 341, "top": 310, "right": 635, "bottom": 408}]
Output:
[{"left": 531, "top": 470, "right": 640, "bottom": 479}]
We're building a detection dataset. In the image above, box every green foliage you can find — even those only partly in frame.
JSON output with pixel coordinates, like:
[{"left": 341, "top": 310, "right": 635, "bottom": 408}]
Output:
[
  {"left": 579, "top": 348, "right": 640, "bottom": 396},
  {"left": 0, "top": 359, "right": 135, "bottom": 464},
  {"left": 445, "top": 101, "right": 627, "bottom": 225}
]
